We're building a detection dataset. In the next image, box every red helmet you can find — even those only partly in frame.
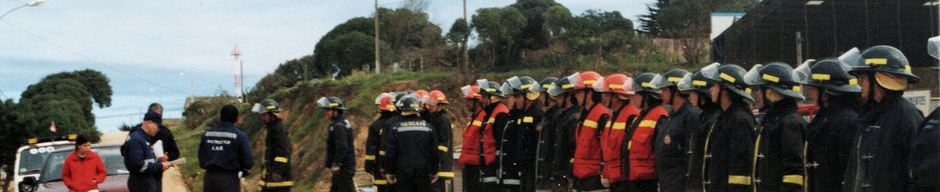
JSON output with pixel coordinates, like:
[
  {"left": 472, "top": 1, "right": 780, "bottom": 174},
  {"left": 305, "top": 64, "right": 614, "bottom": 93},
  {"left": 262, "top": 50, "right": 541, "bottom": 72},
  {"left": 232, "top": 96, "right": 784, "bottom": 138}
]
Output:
[
  {"left": 428, "top": 90, "right": 449, "bottom": 105},
  {"left": 461, "top": 85, "right": 482, "bottom": 99},
  {"left": 413, "top": 90, "right": 430, "bottom": 104},
  {"left": 375, "top": 93, "right": 397, "bottom": 111},
  {"left": 578, "top": 71, "right": 603, "bottom": 90},
  {"left": 602, "top": 73, "right": 635, "bottom": 95}
]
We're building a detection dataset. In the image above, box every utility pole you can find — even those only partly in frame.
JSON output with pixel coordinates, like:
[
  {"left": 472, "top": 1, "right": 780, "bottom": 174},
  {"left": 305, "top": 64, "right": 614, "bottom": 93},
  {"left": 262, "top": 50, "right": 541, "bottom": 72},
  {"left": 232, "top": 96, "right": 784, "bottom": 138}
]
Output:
[
  {"left": 375, "top": 0, "right": 381, "bottom": 74},
  {"left": 463, "top": 0, "right": 469, "bottom": 70}
]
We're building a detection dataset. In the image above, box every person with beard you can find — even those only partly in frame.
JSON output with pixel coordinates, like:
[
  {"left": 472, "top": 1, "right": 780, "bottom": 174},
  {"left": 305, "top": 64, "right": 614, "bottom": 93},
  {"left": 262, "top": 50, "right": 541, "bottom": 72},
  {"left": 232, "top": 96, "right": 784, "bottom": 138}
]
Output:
[
  {"left": 625, "top": 73, "right": 669, "bottom": 192},
  {"left": 792, "top": 58, "right": 859, "bottom": 192},
  {"left": 512, "top": 76, "right": 544, "bottom": 192},
  {"left": 457, "top": 84, "right": 492, "bottom": 192},
  {"left": 651, "top": 69, "right": 700, "bottom": 192},
  {"left": 366, "top": 93, "right": 400, "bottom": 192},
  {"left": 421, "top": 90, "right": 455, "bottom": 192},
  {"left": 700, "top": 64, "right": 757, "bottom": 192},
  {"left": 593, "top": 73, "right": 640, "bottom": 192},
  {"left": 743, "top": 62, "right": 807, "bottom": 191},
  {"left": 570, "top": 71, "right": 610, "bottom": 192},
  {"left": 677, "top": 69, "right": 721, "bottom": 192},
  {"left": 549, "top": 75, "right": 583, "bottom": 191},
  {"left": 532, "top": 77, "right": 561, "bottom": 192},
  {"left": 844, "top": 45, "right": 923, "bottom": 192}
]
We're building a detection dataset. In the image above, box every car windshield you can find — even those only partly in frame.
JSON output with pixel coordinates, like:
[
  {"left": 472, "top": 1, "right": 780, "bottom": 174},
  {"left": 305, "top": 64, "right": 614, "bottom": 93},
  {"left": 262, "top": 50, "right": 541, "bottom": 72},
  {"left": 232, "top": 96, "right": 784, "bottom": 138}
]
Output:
[
  {"left": 17, "top": 144, "right": 73, "bottom": 175},
  {"left": 38, "top": 146, "right": 128, "bottom": 183}
]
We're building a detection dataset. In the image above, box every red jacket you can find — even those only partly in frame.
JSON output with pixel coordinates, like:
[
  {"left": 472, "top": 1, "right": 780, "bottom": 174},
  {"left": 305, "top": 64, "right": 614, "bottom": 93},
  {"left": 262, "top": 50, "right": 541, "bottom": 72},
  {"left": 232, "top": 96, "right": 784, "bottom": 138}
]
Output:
[
  {"left": 573, "top": 103, "right": 610, "bottom": 178},
  {"left": 629, "top": 106, "right": 668, "bottom": 180},
  {"left": 601, "top": 104, "right": 640, "bottom": 183},
  {"left": 62, "top": 151, "right": 107, "bottom": 192}
]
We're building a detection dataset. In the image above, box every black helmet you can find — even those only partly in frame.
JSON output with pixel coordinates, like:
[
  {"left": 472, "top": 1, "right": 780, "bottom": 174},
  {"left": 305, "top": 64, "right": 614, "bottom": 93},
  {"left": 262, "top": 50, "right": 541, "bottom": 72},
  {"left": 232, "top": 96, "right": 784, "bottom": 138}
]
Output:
[
  {"left": 499, "top": 76, "right": 525, "bottom": 95},
  {"left": 850, "top": 45, "right": 920, "bottom": 83},
  {"left": 795, "top": 58, "right": 861, "bottom": 93},
  {"left": 547, "top": 76, "right": 574, "bottom": 97},
  {"left": 317, "top": 96, "right": 346, "bottom": 111},
  {"left": 702, "top": 63, "right": 755, "bottom": 101},
  {"left": 675, "top": 73, "right": 695, "bottom": 92},
  {"left": 396, "top": 96, "right": 422, "bottom": 111},
  {"left": 532, "top": 77, "right": 557, "bottom": 93},
  {"left": 745, "top": 62, "right": 805, "bottom": 100},
  {"left": 251, "top": 99, "right": 282, "bottom": 113},
  {"left": 518, "top": 76, "right": 538, "bottom": 93},
  {"left": 631, "top": 73, "right": 662, "bottom": 94},
  {"left": 687, "top": 70, "right": 715, "bottom": 95},
  {"left": 655, "top": 69, "right": 690, "bottom": 88},
  {"left": 477, "top": 79, "right": 506, "bottom": 98}
]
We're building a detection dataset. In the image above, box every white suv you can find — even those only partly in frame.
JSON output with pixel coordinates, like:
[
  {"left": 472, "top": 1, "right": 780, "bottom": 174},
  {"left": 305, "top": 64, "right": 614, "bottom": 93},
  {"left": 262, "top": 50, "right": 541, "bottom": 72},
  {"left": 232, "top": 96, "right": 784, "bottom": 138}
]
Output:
[{"left": 10, "top": 136, "right": 74, "bottom": 192}]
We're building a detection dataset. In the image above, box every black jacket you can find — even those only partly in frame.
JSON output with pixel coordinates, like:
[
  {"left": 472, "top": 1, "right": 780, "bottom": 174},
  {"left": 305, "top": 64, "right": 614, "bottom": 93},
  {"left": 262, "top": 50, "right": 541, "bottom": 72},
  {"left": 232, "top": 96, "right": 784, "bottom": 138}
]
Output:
[
  {"left": 382, "top": 114, "right": 439, "bottom": 174},
  {"left": 130, "top": 123, "right": 180, "bottom": 161},
  {"left": 655, "top": 102, "right": 701, "bottom": 192},
  {"left": 689, "top": 104, "right": 719, "bottom": 191},
  {"left": 704, "top": 102, "right": 755, "bottom": 192},
  {"left": 911, "top": 106, "right": 940, "bottom": 191},
  {"left": 261, "top": 118, "right": 293, "bottom": 188},
  {"left": 551, "top": 106, "right": 582, "bottom": 184},
  {"left": 366, "top": 111, "right": 398, "bottom": 174},
  {"left": 844, "top": 94, "right": 923, "bottom": 192},
  {"left": 516, "top": 104, "right": 544, "bottom": 168},
  {"left": 497, "top": 108, "right": 523, "bottom": 186},
  {"left": 326, "top": 116, "right": 355, "bottom": 169},
  {"left": 753, "top": 99, "right": 806, "bottom": 192},
  {"left": 198, "top": 121, "right": 254, "bottom": 172},
  {"left": 806, "top": 97, "right": 857, "bottom": 192},
  {"left": 535, "top": 106, "right": 563, "bottom": 186},
  {"left": 425, "top": 110, "right": 455, "bottom": 179}
]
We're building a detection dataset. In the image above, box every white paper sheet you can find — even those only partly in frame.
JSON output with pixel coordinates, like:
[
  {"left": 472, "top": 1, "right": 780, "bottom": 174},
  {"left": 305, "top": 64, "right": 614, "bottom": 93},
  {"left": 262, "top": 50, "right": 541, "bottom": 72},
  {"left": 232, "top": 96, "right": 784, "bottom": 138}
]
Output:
[{"left": 152, "top": 140, "right": 165, "bottom": 158}]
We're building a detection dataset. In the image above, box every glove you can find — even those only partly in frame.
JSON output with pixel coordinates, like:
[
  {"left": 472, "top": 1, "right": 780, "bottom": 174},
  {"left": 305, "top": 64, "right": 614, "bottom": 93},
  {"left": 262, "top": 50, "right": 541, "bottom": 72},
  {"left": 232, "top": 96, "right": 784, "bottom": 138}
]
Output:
[
  {"left": 330, "top": 166, "right": 341, "bottom": 173},
  {"left": 430, "top": 174, "right": 439, "bottom": 183},
  {"left": 600, "top": 177, "right": 610, "bottom": 188}
]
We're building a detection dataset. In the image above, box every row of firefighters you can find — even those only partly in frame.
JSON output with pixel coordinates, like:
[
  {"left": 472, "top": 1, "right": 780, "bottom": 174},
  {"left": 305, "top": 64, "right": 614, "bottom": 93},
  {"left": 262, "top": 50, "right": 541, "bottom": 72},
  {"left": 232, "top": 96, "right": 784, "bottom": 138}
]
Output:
[{"left": 360, "top": 45, "right": 940, "bottom": 192}]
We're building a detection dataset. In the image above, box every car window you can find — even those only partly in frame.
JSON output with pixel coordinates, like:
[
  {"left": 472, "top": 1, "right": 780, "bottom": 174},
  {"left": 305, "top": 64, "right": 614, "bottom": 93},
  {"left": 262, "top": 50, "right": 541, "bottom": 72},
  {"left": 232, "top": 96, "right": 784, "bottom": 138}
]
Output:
[
  {"left": 38, "top": 145, "right": 127, "bottom": 183},
  {"left": 17, "top": 144, "right": 72, "bottom": 175}
]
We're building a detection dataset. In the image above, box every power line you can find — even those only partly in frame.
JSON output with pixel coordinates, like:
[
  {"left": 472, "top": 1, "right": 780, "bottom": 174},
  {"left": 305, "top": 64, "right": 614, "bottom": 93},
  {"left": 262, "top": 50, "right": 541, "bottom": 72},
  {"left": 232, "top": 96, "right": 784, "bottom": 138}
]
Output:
[{"left": 2, "top": 20, "right": 189, "bottom": 95}]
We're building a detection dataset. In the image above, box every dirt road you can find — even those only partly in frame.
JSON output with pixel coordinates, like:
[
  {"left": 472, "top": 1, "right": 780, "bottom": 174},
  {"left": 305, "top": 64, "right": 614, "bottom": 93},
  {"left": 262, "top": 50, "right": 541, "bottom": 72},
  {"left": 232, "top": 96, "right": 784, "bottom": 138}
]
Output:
[{"left": 99, "top": 131, "right": 190, "bottom": 192}]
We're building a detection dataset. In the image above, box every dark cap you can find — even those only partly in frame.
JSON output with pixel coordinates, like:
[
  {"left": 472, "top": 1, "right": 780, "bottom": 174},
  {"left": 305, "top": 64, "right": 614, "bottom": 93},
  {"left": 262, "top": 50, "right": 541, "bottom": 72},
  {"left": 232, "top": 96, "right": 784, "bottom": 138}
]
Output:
[
  {"left": 220, "top": 105, "right": 239, "bottom": 123},
  {"left": 144, "top": 111, "right": 162, "bottom": 125}
]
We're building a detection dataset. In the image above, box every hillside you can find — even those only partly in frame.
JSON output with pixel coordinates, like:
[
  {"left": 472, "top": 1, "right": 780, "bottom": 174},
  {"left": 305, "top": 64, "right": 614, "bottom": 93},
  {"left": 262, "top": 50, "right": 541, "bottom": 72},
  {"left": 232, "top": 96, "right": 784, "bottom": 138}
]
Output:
[{"left": 172, "top": 61, "right": 699, "bottom": 191}]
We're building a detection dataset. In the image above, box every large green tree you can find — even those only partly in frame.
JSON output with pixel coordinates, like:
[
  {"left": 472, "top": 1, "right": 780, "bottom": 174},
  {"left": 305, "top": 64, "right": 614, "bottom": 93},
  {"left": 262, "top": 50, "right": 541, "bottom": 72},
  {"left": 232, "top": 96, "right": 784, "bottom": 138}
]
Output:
[
  {"left": 0, "top": 69, "right": 111, "bottom": 184},
  {"left": 472, "top": 6, "right": 527, "bottom": 70}
]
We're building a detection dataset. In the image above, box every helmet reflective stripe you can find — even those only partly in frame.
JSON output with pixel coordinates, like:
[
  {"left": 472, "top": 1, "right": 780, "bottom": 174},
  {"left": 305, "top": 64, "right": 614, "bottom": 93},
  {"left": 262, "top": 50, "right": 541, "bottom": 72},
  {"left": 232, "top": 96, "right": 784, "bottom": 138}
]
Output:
[{"left": 865, "top": 58, "right": 888, "bottom": 65}]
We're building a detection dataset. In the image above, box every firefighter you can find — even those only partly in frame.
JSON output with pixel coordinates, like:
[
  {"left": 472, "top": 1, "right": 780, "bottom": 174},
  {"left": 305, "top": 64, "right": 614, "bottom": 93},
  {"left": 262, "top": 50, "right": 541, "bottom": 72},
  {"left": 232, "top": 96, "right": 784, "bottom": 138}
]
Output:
[
  {"left": 549, "top": 75, "right": 583, "bottom": 191},
  {"left": 679, "top": 69, "right": 721, "bottom": 192},
  {"left": 503, "top": 76, "right": 542, "bottom": 192},
  {"left": 700, "top": 63, "right": 756, "bottom": 191},
  {"left": 318, "top": 96, "right": 356, "bottom": 192},
  {"left": 197, "top": 105, "right": 253, "bottom": 192},
  {"left": 570, "top": 71, "right": 610, "bottom": 191},
  {"left": 251, "top": 99, "right": 294, "bottom": 192},
  {"left": 844, "top": 45, "right": 923, "bottom": 192},
  {"left": 624, "top": 73, "right": 669, "bottom": 192},
  {"left": 381, "top": 96, "right": 440, "bottom": 192},
  {"left": 792, "top": 58, "right": 859, "bottom": 192},
  {"left": 650, "top": 69, "right": 699, "bottom": 192},
  {"left": 126, "top": 112, "right": 173, "bottom": 192},
  {"left": 366, "top": 93, "right": 399, "bottom": 192},
  {"left": 497, "top": 77, "right": 525, "bottom": 191},
  {"left": 424, "top": 90, "right": 455, "bottom": 192},
  {"left": 457, "top": 84, "right": 492, "bottom": 192},
  {"left": 532, "top": 77, "right": 561, "bottom": 192},
  {"left": 744, "top": 62, "right": 807, "bottom": 191},
  {"left": 593, "top": 73, "right": 641, "bottom": 192},
  {"left": 911, "top": 106, "right": 940, "bottom": 191},
  {"left": 481, "top": 79, "right": 513, "bottom": 190}
]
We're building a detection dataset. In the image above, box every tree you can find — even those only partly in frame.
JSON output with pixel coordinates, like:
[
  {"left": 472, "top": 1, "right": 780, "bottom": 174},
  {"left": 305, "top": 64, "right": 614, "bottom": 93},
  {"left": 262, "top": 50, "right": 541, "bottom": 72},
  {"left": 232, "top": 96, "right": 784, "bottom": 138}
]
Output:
[
  {"left": 445, "top": 18, "right": 471, "bottom": 67},
  {"left": 472, "top": 6, "right": 527, "bottom": 70},
  {"left": 637, "top": 0, "right": 669, "bottom": 36},
  {"left": 542, "top": 5, "right": 573, "bottom": 37},
  {"left": 511, "top": 0, "right": 559, "bottom": 49}
]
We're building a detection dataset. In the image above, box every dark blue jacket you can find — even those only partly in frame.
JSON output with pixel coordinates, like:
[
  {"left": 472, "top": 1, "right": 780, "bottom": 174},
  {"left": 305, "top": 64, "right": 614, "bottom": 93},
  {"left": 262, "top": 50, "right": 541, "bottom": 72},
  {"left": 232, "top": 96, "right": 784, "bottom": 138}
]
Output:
[
  {"left": 382, "top": 114, "right": 439, "bottom": 174},
  {"left": 327, "top": 116, "right": 355, "bottom": 169},
  {"left": 121, "top": 130, "right": 163, "bottom": 192},
  {"left": 198, "top": 122, "right": 254, "bottom": 172}
]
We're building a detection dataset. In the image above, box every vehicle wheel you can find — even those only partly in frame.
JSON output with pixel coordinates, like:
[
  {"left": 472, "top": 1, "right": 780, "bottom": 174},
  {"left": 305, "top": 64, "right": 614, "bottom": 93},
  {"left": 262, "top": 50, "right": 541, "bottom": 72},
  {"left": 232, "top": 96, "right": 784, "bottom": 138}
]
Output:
[{"left": 19, "top": 182, "right": 36, "bottom": 192}]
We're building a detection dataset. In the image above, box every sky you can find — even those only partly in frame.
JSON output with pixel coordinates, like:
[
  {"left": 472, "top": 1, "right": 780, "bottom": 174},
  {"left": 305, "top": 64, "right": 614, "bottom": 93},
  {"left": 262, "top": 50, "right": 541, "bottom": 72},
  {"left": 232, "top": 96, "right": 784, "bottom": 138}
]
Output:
[{"left": 0, "top": 0, "right": 653, "bottom": 133}]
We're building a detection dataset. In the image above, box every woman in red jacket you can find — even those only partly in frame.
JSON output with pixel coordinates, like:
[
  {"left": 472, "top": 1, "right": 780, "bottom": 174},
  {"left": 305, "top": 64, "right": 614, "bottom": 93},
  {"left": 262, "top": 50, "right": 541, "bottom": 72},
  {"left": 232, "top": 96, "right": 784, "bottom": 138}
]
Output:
[{"left": 62, "top": 135, "right": 107, "bottom": 192}]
